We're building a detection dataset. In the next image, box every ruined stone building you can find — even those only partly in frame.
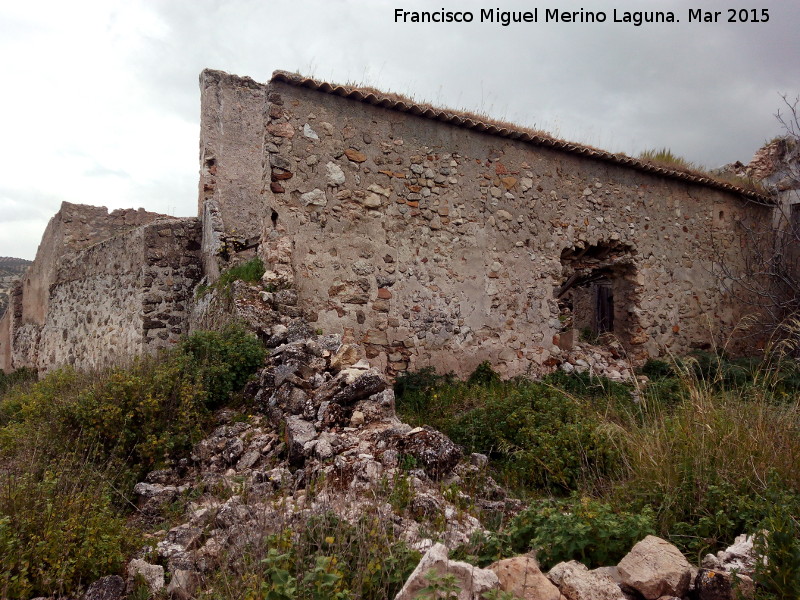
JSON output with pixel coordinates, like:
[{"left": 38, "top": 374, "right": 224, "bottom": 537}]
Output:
[{"left": 0, "top": 69, "right": 781, "bottom": 376}]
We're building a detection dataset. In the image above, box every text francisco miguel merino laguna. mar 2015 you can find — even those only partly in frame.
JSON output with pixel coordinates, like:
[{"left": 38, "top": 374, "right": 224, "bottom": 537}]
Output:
[{"left": 393, "top": 7, "right": 771, "bottom": 27}]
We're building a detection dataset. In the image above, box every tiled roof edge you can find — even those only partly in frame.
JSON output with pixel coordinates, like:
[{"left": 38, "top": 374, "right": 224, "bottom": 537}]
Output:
[{"left": 270, "top": 70, "right": 772, "bottom": 205}]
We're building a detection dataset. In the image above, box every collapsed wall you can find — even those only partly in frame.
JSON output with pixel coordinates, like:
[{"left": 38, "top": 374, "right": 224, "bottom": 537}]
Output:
[
  {"left": 200, "top": 70, "right": 771, "bottom": 377},
  {"left": 0, "top": 203, "right": 201, "bottom": 372}
]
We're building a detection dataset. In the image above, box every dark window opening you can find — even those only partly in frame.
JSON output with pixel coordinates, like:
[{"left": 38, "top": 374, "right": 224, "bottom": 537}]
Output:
[{"left": 594, "top": 280, "right": 614, "bottom": 333}]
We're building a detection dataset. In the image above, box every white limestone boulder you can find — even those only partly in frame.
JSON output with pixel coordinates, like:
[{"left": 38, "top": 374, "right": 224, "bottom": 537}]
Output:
[{"left": 616, "top": 535, "right": 692, "bottom": 600}]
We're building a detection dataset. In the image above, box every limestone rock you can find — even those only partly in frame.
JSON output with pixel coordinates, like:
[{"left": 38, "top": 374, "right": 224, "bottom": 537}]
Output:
[
  {"left": 82, "top": 575, "right": 125, "bottom": 600},
  {"left": 329, "top": 343, "right": 364, "bottom": 372},
  {"left": 166, "top": 569, "right": 201, "bottom": 600},
  {"left": 714, "top": 533, "right": 759, "bottom": 576},
  {"left": 488, "top": 556, "right": 563, "bottom": 600},
  {"left": 617, "top": 535, "right": 691, "bottom": 600},
  {"left": 394, "top": 542, "right": 499, "bottom": 600},
  {"left": 331, "top": 368, "right": 386, "bottom": 404},
  {"left": 285, "top": 416, "right": 317, "bottom": 464},
  {"left": 126, "top": 559, "right": 165, "bottom": 595},
  {"left": 547, "top": 560, "right": 624, "bottom": 600},
  {"left": 694, "top": 568, "right": 755, "bottom": 600},
  {"left": 400, "top": 426, "right": 462, "bottom": 479},
  {"left": 325, "top": 161, "right": 345, "bottom": 186},
  {"left": 300, "top": 188, "right": 327, "bottom": 207}
]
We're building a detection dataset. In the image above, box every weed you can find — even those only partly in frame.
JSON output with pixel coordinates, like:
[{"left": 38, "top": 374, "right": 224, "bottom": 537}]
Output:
[
  {"left": 196, "top": 257, "right": 266, "bottom": 299},
  {"left": 467, "top": 361, "right": 500, "bottom": 386},
  {"left": 638, "top": 147, "right": 696, "bottom": 170},
  {"left": 457, "top": 496, "right": 653, "bottom": 570},
  {"left": 415, "top": 570, "right": 460, "bottom": 600}
]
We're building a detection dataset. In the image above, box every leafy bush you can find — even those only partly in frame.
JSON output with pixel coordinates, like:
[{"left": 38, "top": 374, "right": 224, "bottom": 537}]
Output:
[
  {"left": 397, "top": 372, "right": 621, "bottom": 493},
  {"left": 0, "top": 325, "right": 265, "bottom": 472},
  {"left": 458, "top": 496, "right": 654, "bottom": 570},
  {"left": 0, "top": 327, "right": 265, "bottom": 596},
  {"left": 0, "top": 460, "right": 134, "bottom": 598},
  {"left": 467, "top": 361, "right": 500, "bottom": 386},
  {"left": 641, "top": 358, "right": 675, "bottom": 380},
  {"left": 178, "top": 324, "right": 266, "bottom": 409},
  {"left": 395, "top": 366, "right": 445, "bottom": 398},
  {"left": 200, "top": 513, "right": 420, "bottom": 600},
  {"left": 754, "top": 498, "right": 800, "bottom": 599}
]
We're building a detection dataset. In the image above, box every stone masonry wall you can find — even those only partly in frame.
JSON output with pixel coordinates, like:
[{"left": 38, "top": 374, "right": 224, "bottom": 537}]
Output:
[
  {"left": 141, "top": 219, "right": 203, "bottom": 354},
  {"left": 233, "top": 76, "right": 770, "bottom": 378},
  {"left": 2, "top": 215, "right": 201, "bottom": 373},
  {"left": 199, "top": 70, "right": 268, "bottom": 281},
  {"left": 1, "top": 71, "right": 774, "bottom": 378},
  {"left": 20, "top": 202, "right": 165, "bottom": 327},
  {"left": 37, "top": 227, "right": 150, "bottom": 371}
]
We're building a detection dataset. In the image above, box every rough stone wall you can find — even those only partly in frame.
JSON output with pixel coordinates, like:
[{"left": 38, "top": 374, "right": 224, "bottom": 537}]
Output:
[
  {"left": 37, "top": 217, "right": 201, "bottom": 372},
  {"left": 199, "top": 70, "right": 268, "bottom": 280},
  {"left": 0, "top": 257, "right": 31, "bottom": 319},
  {"left": 141, "top": 219, "right": 203, "bottom": 354},
  {"left": 0, "top": 282, "right": 23, "bottom": 372},
  {"left": 37, "top": 227, "right": 149, "bottom": 371},
  {"left": 0, "top": 71, "right": 775, "bottom": 379},
  {"left": 210, "top": 77, "right": 769, "bottom": 377},
  {"left": 19, "top": 202, "right": 166, "bottom": 328},
  {"left": 1, "top": 213, "right": 201, "bottom": 373}
]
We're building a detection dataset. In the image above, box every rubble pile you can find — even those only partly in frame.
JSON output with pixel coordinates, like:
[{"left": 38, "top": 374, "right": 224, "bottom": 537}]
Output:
[
  {"left": 125, "top": 329, "right": 517, "bottom": 599},
  {"left": 556, "top": 339, "right": 636, "bottom": 382}
]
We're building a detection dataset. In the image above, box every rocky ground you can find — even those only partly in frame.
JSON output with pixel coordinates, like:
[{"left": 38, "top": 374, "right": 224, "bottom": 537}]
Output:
[
  {"left": 67, "top": 324, "right": 756, "bottom": 600},
  {"left": 49, "top": 278, "right": 761, "bottom": 600}
]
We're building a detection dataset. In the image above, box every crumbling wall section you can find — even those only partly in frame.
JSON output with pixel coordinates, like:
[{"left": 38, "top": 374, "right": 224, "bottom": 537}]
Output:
[
  {"left": 20, "top": 217, "right": 201, "bottom": 373},
  {"left": 141, "top": 219, "right": 203, "bottom": 353},
  {"left": 198, "top": 70, "right": 268, "bottom": 281},
  {"left": 20, "top": 202, "right": 165, "bottom": 327},
  {"left": 234, "top": 79, "right": 769, "bottom": 377}
]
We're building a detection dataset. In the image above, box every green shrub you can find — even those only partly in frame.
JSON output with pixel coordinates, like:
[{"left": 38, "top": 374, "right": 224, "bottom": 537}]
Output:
[
  {"left": 0, "top": 327, "right": 265, "bottom": 597},
  {"left": 415, "top": 570, "right": 460, "bottom": 599},
  {"left": 396, "top": 370, "right": 622, "bottom": 493},
  {"left": 445, "top": 382, "right": 621, "bottom": 492},
  {"left": 201, "top": 513, "right": 420, "bottom": 600},
  {"left": 754, "top": 497, "right": 800, "bottom": 599},
  {"left": 0, "top": 325, "right": 265, "bottom": 472},
  {"left": 641, "top": 358, "right": 675, "bottom": 380},
  {"left": 178, "top": 324, "right": 266, "bottom": 409},
  {"left": 0, "top": 460, "right": 134, "bottom": 598},
  {"left": 467, "top": 361, "right": 500, "bottom": 386},
  {"left": 458, "top": 496, "right": 654, "bottom": 570}
]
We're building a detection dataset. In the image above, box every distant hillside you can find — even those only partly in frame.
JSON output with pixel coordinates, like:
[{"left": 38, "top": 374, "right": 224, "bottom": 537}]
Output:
[{"left": 0, "top": 257, "right": 31, "bottom": 318}]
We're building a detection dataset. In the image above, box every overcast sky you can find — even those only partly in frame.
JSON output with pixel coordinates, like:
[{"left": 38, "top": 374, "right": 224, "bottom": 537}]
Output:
[{"left": 1, "top": 0, "right": 798, "bottom": 260}]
